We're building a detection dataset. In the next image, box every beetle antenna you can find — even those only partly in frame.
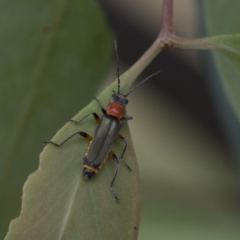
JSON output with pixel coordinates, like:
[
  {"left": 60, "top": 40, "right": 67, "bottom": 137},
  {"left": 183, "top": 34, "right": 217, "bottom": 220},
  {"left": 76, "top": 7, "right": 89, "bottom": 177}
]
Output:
[
  {"left": 114, "top": 40, "right": 121, "bottom": 95},
  {"left": 124, "top": 71, "right": 162, "bottom": 97}
]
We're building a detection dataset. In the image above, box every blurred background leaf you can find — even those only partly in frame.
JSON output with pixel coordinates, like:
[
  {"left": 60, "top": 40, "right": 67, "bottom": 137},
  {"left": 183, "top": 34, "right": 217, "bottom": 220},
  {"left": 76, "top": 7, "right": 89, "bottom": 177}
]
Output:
[
  {"left": 203, "top": 0, "right": 240, "bottom": 162},
  {"left": 0, "top": 0, "right": 112, "bottom": 238},
  {"left": 205, "top": 33, "right": 240, "bottom": 120}
]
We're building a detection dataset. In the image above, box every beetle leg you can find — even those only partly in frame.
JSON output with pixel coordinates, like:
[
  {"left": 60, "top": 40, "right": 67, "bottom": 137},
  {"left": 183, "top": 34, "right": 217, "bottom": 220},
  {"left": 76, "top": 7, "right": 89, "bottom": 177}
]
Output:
[
  {"left": 109, "top": 151, "right": 120, "bottom": 203},
  {"left": 43, "top": 131, "right": 92, "bottom": 147},
  {"left": 78, "top": 132, "right": 93, "bottom": 141},
  {"left": 116, "top": 134, "right": 132, "bottom": 171},
  {"left": 94, "top": 96, "right": 106, "bottom": 114},
  {"left": 67, "top": 112, "right": 100, "bottom": 124}
]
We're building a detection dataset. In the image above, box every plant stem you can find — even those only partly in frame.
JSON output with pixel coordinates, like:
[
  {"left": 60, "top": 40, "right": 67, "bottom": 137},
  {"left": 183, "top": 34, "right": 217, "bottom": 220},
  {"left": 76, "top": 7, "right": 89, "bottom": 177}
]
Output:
[
  {"left": 120, "top": 0, "right": 240, "bottom": 90},
  {"left": 121, "top": 39, "right": 163, "bottom": 89},
  {"left": 121, "top": 0, "right": 174, "bottom": 86},
  {"left": 120, "top": 0, "right": 174, "bottom": 88},
  {"left": 161, "top": 0, "right": 173, "bottom": 34}
]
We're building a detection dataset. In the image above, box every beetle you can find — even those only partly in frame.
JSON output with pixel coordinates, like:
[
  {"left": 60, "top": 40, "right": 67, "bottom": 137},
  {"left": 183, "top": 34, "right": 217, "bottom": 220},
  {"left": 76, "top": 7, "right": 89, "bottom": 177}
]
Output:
[{"left": 43, "top": 41, "right": 160, "bottom": 202}]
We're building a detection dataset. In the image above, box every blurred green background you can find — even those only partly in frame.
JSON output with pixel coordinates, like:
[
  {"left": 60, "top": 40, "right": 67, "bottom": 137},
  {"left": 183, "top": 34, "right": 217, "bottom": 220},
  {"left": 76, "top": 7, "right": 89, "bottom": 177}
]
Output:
[{"left": 1, "top": 0, "right": 240, "bottom": 239}]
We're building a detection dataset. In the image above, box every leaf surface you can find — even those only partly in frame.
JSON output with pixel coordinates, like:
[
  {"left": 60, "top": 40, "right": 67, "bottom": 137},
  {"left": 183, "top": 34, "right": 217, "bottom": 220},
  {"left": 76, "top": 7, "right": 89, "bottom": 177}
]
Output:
[
  {"left": 203, "top": 1, "right": 240, "bottom": 121},
  {"left": 5, "top": 80, "right": 141, "bottom": 240}
]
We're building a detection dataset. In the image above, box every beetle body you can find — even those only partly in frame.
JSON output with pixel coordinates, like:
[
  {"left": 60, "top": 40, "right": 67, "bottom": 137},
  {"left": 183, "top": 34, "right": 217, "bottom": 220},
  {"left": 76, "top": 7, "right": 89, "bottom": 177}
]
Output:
[
  {"left": 83, "top": 114, "right": 122, "bottom": 179},
  {"left": 82, "top": 93, "right": 129, "bottom": 183}
]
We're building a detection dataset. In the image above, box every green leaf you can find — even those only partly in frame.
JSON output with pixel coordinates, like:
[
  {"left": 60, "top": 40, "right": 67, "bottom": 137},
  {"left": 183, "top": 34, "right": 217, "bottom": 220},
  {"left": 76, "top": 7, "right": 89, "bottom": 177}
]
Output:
[
  {"left": 4, "top": 80, "right": 141, "bottom": 240},
  {"left": 202, "top": 1, "right": 240, "bottom": 121},
  {"left": 207, "top": 35, "right": 240, "bottom": 121},
  {"left": 0, "top": 0, "right": 112, "bottom": 238}
]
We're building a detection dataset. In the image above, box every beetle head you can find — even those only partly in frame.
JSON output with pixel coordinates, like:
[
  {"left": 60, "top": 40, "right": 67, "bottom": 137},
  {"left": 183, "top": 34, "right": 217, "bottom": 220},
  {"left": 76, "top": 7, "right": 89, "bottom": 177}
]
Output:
[
  {"left": 111, "top": 91, "right": 128, "bottom": 107},
  {"left": 83, "top": 168, "right": 96, "bottom": 179}
]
